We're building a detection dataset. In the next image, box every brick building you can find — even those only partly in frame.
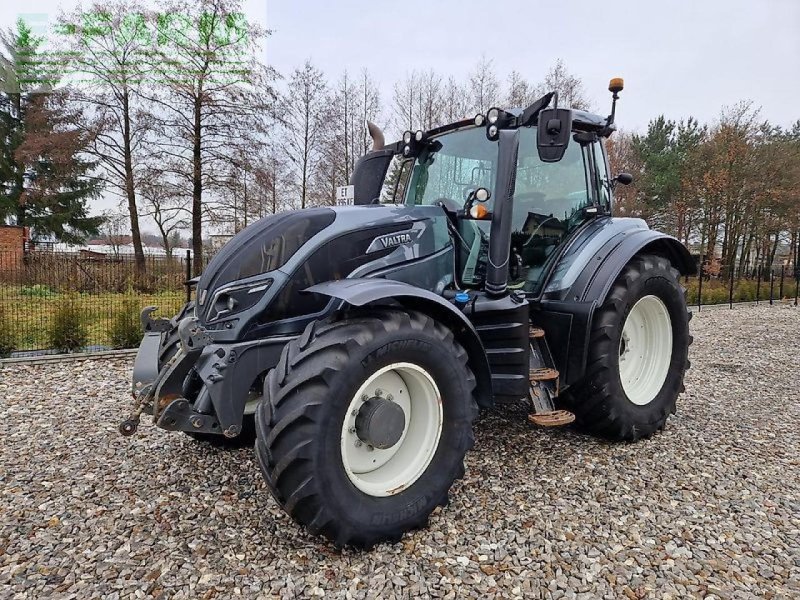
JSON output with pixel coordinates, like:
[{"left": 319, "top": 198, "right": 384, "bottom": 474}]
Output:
[{"left": 0, "top": 225, "right": 25, "bottom": 273}]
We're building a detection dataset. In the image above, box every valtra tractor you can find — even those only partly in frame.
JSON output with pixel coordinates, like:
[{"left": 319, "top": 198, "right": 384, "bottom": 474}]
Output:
[{"left": 121, "top": 78, "right": 695, "bottom": 548}]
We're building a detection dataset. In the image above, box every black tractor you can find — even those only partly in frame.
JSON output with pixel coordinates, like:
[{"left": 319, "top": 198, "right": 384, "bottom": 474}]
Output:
[{"left": 122, "top": 79, "right": 695, "bottom": 548}]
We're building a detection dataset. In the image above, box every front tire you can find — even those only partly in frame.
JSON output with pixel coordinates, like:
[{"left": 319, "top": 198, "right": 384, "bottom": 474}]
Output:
[
  {"left": 254, "top": 310, "right": 478, "bottom": 548},
  {"left": 563, "top": 254, "right": 691, "bottom": 441}
]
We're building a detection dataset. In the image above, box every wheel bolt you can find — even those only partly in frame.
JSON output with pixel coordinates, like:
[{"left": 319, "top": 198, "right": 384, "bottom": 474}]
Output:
[
  {"left": 355, "top": 440, "right": 363, "bottom": 447},
  {"left": 361, "top": 394, "right": 369, "bottom": 402},
  {"left": 386, "top": 394, "right": 394, "bottom": 402},
  {"left": 375, "top": 388, "right": 383, "bottom": 396},
  {"left": 349, "top": 427, "right": 356, "bottom": 433}
]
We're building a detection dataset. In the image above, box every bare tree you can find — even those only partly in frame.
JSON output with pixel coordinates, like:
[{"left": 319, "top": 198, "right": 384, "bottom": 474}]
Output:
[
  {"left": 138, "top": 171, "right": 190, "bottom": 258},
  {"left": 146, "top": 0, "right": 275, "bottom": 274},
  {"left": 391, "top": 71, "right": 418, "bottom": 135},
  {"left": 356, "top": 68, "right": 381, "bottom": 157},
  {"left": 283, "top": 61, "right": 327, "bottom": 209},
  {"left": 505, "top": 70, "right": 534, "bottom": 107},
  {"left": 254, "top": 145, "right": 289, "bottom": 217},
  {"left": 534, "top": 59, "right": 591, "bottom": 110},
  {"left": 468, "top": 56, "right": 500, "bottom": 114},
  {"left": 441, "top": 76, "right": 470, "bottom": 123},
  {"left": 57, "top": 0, "right": 151, "bottom": 272},
  {"left": 100, "top": 211, "right": 130, "bottom": 258}
]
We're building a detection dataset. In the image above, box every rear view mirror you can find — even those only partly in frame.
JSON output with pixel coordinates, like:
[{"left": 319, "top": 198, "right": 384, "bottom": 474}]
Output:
[
  {"left": 537, "top": 108, "right": 572, "bottom": 163},
  {"left": 615, "top": 172, "right": 633, "bottom": 186}
]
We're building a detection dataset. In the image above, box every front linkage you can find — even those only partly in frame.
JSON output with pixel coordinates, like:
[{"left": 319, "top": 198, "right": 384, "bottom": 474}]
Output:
[{"left": 121, "top": 306, "right": 231, "bottom": 436}]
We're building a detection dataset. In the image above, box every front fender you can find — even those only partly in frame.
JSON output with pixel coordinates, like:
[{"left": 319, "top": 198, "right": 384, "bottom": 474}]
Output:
[{"left": 306, "top": 278, "right": 494, "bottom": 407}]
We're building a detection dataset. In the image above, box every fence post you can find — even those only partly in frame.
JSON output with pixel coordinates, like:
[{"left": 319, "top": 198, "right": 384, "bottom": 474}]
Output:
[
  {"left": 728, "top": 263, "right": 734, "bottom": 309},
  {"left": 185, "top": 250, "right": 192, "bottom": 303},
  {"left": 769, "top": 268, "right": 775, "bottom": 306},
  {"left": 795, "top": 268, "right": 799, "bottom": 307},
  {"left": 779, "top": 264, "right": 785, "bottom": 300},
  {"left": 697, "top": 265, "right": 703, "bottom": 311},
  {"left": 756, "top": 262, "right": 761, "bottom": 305}
]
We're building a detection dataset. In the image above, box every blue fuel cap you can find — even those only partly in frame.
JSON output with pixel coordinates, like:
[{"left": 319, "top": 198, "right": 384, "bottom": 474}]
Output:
[{"left": 454, "top": 292, "right": 470, "bottom": 305}]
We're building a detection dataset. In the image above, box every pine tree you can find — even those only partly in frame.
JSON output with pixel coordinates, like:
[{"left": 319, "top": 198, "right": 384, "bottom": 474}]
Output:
[{"left": 0, "top": 19, "right": 101, "bottom": 242}]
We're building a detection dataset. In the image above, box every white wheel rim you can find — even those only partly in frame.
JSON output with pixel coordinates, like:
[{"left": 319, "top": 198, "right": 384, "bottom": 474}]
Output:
[
  {"left": 340, "top": 362, "right": 443, "bottom": 497},
  {"left": 618, "top": 295, "right": 673, "bottom": 406}
]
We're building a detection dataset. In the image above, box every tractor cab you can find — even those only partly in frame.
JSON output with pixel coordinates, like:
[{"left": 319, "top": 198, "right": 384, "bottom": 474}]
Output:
[{"left": 401, "top": 117, "right": 607, "bottom": 296}]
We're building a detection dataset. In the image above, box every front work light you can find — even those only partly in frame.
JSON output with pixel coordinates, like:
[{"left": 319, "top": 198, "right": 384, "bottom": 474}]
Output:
[
  {"left": 487, "top": 107, "right": 501, "bottom": 124},
  {"left": 403, "top": 130, "right": 413, "bottom": 144},
  {"left": 414, "top": 130, "right": 424, "bottom": 142},
  {"left": 474, "top": 113, "right": 485, "bottom": 127}
]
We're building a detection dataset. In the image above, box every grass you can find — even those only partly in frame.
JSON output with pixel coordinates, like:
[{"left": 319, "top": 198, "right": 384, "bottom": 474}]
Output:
[
  {"left": 1, "top": 276, "right": 797, "bottom": 354},
  {"left": 0, "top": 286, "right": 185, "bottom": 352}
]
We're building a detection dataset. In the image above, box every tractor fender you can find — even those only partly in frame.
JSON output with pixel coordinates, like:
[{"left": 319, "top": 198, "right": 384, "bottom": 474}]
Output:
[
  {"left": 576, "top": 228, "right": 696, "bottom": 305},
  {"left": 544, "top": 217, "right": 696, "bottom": 305},
  {"left": 306, "top": 278, "right": 494, "bottom": 408},
  {"left": 537, "top": 217, "right": 695, "bottom": 389}
]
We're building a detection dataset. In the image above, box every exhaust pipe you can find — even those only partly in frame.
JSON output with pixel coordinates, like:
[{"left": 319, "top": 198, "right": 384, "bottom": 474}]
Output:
[{"left": 366, "top": 120, "right": 385, "bottom": 150}]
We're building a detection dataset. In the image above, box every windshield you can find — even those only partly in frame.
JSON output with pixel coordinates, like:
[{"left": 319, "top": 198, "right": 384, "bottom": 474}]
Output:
[{"left": 404, "top": 126, "right": 591, "bottom": 293}]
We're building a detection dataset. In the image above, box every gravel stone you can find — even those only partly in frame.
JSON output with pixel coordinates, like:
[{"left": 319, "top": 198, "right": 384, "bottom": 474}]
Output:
[{"left": 1, "top": 305, "right": 798, "bottom": 598}]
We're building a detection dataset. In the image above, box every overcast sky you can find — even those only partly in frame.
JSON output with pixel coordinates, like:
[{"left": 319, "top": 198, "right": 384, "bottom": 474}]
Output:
[{"left": 2, "top": 0, "right": 799, "bottom": 223}]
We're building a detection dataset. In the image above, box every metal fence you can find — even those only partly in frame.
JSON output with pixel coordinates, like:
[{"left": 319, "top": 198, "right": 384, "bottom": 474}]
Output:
[
  {"left": 0, "top": 250, "right": 192, "bottom": 357},
  {"left": 0, "top": 250, "right": 797, "bottom": 358},
  {"left": 686, "top": 263, "right": 800, "bottom": 310}
]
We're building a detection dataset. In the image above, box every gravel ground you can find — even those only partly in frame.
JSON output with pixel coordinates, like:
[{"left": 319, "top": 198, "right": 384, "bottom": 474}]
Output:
[{"left": 1, "top": 305, "right": 798, "bottom": 599}]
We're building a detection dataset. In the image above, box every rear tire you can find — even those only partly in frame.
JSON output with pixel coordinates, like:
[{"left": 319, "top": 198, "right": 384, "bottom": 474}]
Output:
[
  {"left": 563, "top": 254, "right": 691, "bottom": 441},
  {"left": 254, "top": 309, "right": 478, "bottom": 548}
]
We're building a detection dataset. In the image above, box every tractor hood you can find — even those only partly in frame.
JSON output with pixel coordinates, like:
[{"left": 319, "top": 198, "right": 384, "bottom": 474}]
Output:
[
  {"left": 194, "top": 204, "right": 452, "bottom": 331},
  {"left": 196, "top": 208, "right": 336, "bottom": 312}
]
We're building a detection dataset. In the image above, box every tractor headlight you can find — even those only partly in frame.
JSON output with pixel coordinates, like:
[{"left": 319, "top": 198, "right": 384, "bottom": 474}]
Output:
[
  {"left": 487, "top": 124, "right": 499, "bottom": 139},
  {"left": 208, "top": 279, "right": 273, "bottom": 322},
  {"left": 487, "top": 107, "right": 501, "bottom": 124},
  {"left": 403, "top": 130, "right": 413, "bottom": 144},
  {"left": 474, "top": 113, "right": 485, "bottom": 127},
  {"left": 414, "top": 130, "right": 424, "bottom": 142}
]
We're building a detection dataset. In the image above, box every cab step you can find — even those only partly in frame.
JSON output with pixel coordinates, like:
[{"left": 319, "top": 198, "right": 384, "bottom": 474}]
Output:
[
  {"left": 528, "top": 410, "right": 576, "bottom": 427},
  {"left": 529, "top": 326, "right": 545, "bottom": 339},
  {"left": 529, "top": 367, "right": 559, "bottom": 382}
]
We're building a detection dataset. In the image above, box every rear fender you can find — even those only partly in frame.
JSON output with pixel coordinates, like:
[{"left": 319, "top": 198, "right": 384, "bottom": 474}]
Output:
[
  {"left": 537, "top": 217, "right": 695, "bottom": 388},
  {"left": 306, "top": 278, "right": 494, "bottom": 408}
]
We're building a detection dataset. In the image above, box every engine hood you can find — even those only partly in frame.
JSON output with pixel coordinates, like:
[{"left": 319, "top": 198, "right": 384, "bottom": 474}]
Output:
[
  {"left": 196, "top": 208, "right": 336, "bottom": 307},
  {"left": 195, "top": 204, "right": 451, "bottom": 331}
]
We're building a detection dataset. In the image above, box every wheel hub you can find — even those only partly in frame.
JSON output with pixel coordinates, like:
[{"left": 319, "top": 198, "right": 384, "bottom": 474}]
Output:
[
  {"left": 340, "top": 362, "right": 443, "bottom": 497},
  {"left": 618, "top": 294, "right": 673, "bottom": 406},
  {"left": 355, "top": 397, "right": 406, "bottom": 449}
]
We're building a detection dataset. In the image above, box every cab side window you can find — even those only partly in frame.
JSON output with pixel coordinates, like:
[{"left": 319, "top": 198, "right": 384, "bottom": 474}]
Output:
[
  {"left": 380, "top": 157, "right": 413, "bottom": 204},
  {"left": 593, "top": 141, "right": 611, "bottom": 208}
]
